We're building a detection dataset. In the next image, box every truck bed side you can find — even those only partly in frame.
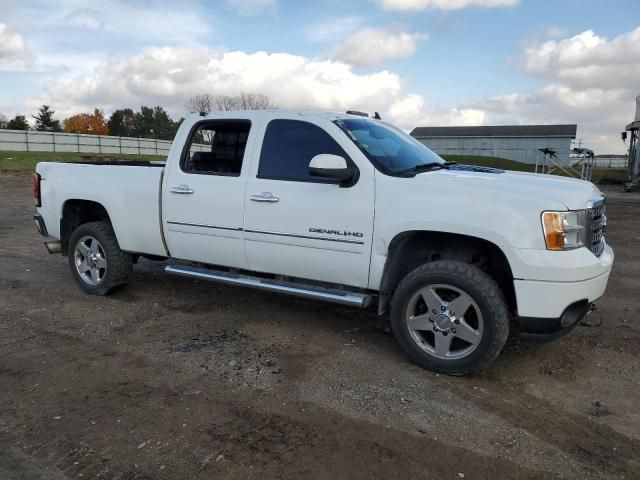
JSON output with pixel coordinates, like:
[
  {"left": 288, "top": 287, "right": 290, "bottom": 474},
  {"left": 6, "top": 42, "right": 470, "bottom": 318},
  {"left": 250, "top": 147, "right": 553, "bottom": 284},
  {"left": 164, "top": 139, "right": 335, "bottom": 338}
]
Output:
[{"left": 36, "top": 162, "right": 167, "bottom": 257}]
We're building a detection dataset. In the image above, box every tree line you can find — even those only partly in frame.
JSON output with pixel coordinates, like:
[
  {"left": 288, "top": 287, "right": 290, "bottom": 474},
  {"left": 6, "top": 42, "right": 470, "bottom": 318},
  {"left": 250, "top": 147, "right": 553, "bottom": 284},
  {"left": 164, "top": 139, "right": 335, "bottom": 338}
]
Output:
[
  {"left": 0, "top": 105, "right": 183, "bottom": 141},
  {"left": 0, "top": 93, "right": 274, "bottom": 140}
]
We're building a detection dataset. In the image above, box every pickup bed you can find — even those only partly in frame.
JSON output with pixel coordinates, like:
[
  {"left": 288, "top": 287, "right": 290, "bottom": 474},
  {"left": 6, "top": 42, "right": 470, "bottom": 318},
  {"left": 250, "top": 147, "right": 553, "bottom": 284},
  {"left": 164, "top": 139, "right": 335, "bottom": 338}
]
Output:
[{"left": 34, "top": 110, "right": 614, "bottom": 374}]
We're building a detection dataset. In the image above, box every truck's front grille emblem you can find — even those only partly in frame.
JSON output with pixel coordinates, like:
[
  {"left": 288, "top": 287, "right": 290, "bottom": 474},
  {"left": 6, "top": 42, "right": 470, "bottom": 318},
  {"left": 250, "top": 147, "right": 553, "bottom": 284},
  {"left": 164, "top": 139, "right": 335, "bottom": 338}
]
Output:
[{"left": 588, "top": 202, "right": 606, "bottom": 257}]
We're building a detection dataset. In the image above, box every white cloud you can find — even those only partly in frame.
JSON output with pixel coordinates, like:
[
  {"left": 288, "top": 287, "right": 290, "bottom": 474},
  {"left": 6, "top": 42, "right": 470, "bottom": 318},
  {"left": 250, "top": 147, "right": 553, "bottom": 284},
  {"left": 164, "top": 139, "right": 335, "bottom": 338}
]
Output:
[
  {"left": 306, "top": 17, "right": 365, "bottom": 43},
  {"left": 464, "top": 87, "right": 632, "bottom": 153},
  {"left": 0, "top": 23, "right": 24, "bottom": 58},
  {"left": 34, "top": 47, "right": 401, "bottom": 115},
  {"left": 462, "top": 27, "right": 640, "bottom": 153},
  {"left": 389, "top": 93, "right": 487, "bottom": 127},
  {"left": 332, "top": 28, "right": 426, "bottom": 67},
  {"left": 380, "top": 0, "right": 518, "bottom": 11},
  {"left": 522, "top": 27, "right": 640, "bottom": 90},
  {"left": 19, "top": 22, "right": 640, "bottom": 154},
  {"left": 544, "top": 25, "right": 568, "bottom": 40},
  {"left": 225, "top": 0, "right": 276, "bottom": 14},
  {"left": 49, "top": 1, "right": 213, "bottom": 44},
  {"left": 62, "top": 8, "right": 104, "bottom": 30},
  {"left": 0, "top": 23, "right": 32, "bottom": 69},
  {"left": 30, "top": 45, "right": 472, "bottom": 133}
]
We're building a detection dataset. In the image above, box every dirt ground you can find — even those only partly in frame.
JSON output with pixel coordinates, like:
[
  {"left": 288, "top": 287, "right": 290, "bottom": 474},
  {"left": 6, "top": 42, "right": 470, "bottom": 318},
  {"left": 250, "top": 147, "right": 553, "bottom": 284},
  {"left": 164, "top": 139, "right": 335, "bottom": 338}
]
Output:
[{"left": 1, "top": 174, "right": 639, "bottom": 480}]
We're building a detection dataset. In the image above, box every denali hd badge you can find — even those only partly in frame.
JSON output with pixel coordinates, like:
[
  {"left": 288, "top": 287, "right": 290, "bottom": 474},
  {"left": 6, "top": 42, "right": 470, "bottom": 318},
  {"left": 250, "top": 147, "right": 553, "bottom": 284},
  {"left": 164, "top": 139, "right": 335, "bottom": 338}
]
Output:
[{"left": 309, "top": 228, "right": 364, "bottom": 238}]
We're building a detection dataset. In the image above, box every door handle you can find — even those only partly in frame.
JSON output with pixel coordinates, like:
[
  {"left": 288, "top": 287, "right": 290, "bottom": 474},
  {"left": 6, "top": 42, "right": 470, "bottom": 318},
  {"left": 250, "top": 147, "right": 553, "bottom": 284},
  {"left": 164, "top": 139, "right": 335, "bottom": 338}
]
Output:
[
  {"left": 170, "top": 185, "right": 195, "bottom": 194},
  {"left": 250, "top": 192, "right": 279, "bottom": 203}
]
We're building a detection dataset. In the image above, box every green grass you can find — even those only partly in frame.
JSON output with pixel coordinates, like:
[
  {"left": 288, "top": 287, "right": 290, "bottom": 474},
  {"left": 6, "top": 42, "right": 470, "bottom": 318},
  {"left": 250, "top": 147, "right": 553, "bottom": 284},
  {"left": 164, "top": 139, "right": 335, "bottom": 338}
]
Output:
[
  {"left": 442, "top": 154, "right": 628, "bottom": 185},
  {"left": 0, "top": 151, "right": 166, "bottom": 172},
  {"left": 0, "top": 150, "right": 628, "bottom": 185}
]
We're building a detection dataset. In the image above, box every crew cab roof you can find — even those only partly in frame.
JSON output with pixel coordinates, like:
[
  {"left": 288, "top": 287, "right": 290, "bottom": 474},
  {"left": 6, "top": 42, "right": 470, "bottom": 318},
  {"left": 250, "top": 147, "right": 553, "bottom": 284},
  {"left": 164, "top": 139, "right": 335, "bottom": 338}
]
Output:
[{"left": 189, "top": 110, "right": 376, "bottom": 122}]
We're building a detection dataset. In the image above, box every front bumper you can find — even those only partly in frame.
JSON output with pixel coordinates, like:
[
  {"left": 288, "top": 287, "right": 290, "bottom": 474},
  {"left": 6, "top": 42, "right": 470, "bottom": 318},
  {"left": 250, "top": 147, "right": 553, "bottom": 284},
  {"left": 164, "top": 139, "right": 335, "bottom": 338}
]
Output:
[
  {"left": 514, "top": 268, "right": 611, "bottom": 319},
  {"left": 519, "top": 300, "right": 591, "bottom": 341},
  {"left": 512, "top": 243, "right": 613, "bottom": 340}
]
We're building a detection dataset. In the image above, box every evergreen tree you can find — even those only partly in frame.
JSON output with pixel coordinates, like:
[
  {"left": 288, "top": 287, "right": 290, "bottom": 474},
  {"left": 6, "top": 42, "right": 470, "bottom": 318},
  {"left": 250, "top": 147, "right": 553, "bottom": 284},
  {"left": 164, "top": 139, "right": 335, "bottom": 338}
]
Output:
[
  {"left": 6, "top": 114, "right": 29, "bottom": 130},
  {"left": 107, "top": 108, "right": 136, "bottom": 137},
  {"left": 133, "top": 106, "right": 180, "bottom": 140},
  {"left": 33, "top": 105, "right": 62, "bottom": 132}
]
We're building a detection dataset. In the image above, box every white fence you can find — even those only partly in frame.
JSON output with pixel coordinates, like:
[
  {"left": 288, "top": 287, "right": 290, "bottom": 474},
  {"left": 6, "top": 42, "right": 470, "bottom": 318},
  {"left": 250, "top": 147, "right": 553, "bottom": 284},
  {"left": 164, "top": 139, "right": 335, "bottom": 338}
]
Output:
[
  {"left": 591, "top": 155, "right": 628, "bottom": 168},
  {"left": 0, "top": 129, "right": 174, "bottom": 156}
]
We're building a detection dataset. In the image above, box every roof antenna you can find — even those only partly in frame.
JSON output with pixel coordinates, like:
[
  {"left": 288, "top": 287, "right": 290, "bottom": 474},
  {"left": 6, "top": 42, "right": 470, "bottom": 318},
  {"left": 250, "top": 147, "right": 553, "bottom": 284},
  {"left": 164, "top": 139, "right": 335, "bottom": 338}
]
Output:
[
  {"left": 373, "top": 112, "right": 381, "bottom": 120},
  {"left": 199, "top": 111, "right": 206, "bottom": 117}
]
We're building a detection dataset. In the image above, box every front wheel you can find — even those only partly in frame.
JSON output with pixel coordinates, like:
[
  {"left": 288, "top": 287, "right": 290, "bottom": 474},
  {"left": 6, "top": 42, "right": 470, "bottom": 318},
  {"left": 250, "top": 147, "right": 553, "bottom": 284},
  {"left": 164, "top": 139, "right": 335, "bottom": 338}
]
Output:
[
  {"left": 390, "top": 260, "right": 510, "bottom": 375},
  {"left": 67, "top": 221, "right": 132, "bottom": 295}
]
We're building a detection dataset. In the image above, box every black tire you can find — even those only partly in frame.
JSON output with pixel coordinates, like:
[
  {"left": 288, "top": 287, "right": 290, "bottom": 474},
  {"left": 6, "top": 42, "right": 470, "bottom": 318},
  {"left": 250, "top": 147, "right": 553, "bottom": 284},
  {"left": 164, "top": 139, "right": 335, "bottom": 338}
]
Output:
[
  {"left": 67, "top": 221, "right": 132, "bottom": 295},
  {"left": 390, "top": 260, "right": 509, "bottom": 375}
]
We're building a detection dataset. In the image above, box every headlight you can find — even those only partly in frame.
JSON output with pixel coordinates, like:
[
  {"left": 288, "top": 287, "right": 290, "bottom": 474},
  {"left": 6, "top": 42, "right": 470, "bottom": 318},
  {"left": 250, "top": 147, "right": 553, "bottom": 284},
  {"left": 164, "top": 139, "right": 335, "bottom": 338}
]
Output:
[{"left": 541, "top": 210, "right": 588, "bottom": 250}]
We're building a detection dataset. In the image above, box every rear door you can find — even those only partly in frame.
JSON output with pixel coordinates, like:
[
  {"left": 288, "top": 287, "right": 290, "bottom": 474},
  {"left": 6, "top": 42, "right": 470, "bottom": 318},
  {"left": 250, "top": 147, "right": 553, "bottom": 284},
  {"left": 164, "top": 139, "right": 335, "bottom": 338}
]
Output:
[
  {"left": 162, "top": 115, "right": 260, "bottom": 268},
  {"left": 243, "top": 114, "right": 375, "bottom": 288}
]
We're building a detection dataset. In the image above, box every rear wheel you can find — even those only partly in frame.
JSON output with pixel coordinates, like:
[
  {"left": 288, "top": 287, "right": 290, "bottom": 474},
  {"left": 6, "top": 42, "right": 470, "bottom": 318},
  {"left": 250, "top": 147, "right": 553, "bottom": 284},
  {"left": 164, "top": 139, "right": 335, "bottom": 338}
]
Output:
[
  {"left": 390, "top": 260, "right": 509, "bottom": 375},
  {"left": 68, "top": 221, "right": 132, "bottom": 295}
]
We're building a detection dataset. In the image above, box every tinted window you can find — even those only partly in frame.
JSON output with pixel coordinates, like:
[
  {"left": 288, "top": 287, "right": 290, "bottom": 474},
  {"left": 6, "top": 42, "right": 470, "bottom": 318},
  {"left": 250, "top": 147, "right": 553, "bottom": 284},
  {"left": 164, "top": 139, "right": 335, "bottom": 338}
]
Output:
[
  {"left": 258, "top": 119, "right": 350, "bottom": 182},
  {"left": 333, "top": 118, "right": 444, "bottom": 175},
  {"left": 182, "top": 120, "right": 251, "bottom": 176}
]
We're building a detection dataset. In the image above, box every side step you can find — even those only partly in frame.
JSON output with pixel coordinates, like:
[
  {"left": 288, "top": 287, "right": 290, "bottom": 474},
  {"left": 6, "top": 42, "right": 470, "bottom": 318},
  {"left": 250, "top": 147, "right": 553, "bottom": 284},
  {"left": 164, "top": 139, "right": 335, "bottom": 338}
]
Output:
[{"left": 165, "top": 264, "right": 373, "bottom": 308}]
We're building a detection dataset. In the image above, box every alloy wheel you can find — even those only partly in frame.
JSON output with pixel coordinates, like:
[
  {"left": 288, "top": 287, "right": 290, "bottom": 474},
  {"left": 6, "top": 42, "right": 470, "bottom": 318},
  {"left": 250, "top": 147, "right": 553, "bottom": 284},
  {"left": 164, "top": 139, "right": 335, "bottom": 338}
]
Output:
[
  {"left": 405, "top": 283, "right": 484, "bottom": 360},
  {"left": 74, "top": 236, "right": 108, "bottom": 286}
]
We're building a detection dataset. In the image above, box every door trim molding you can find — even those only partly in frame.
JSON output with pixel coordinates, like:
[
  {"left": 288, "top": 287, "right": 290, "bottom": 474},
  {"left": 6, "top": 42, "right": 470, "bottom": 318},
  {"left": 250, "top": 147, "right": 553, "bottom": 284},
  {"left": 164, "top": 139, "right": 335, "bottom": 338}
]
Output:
[
  {"left": 244, "top": 228, "right": 365, "bottom": 245},
  {"left": 167, "top": 221, "right": 242, "bottom": 231},
  {"left": 166, "top": 222, "right": 365, "bottom": 245}
]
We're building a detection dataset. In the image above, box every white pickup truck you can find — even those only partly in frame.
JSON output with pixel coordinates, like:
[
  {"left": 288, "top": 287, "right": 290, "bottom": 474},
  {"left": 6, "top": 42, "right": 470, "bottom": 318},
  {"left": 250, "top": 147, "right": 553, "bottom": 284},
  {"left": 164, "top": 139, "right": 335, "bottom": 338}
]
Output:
[{"left": 33, "top": 110, "right": 613, "bottom": 374}]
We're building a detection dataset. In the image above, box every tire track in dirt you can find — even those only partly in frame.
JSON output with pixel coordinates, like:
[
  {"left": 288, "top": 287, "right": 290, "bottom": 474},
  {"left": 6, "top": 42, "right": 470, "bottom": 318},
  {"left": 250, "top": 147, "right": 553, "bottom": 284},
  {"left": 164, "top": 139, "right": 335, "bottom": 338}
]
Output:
[
  {"left": 442, "top": 378, "right": 640, "bottom": 478},
  {"left": 0, "top": 308, "right": 559, "bottom": 480}
]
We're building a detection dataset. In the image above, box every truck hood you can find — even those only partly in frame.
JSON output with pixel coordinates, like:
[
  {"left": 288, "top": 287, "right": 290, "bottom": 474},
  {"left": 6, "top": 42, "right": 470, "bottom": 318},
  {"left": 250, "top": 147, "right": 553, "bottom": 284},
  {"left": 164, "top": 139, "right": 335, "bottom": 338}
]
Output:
[{"left": 422, "top": 167, "right": 602, "bottom": 210}]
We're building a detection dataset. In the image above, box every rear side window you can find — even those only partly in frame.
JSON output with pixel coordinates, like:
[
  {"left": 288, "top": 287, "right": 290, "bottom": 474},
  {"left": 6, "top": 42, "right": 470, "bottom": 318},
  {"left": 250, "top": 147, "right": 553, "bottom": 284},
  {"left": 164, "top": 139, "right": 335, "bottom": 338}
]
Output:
[
  {"left": 182, "top": 120, "right": 251, "bottom": 176},
  {"left": 258, "top": 119, "right": 350, "bottom": 182}
]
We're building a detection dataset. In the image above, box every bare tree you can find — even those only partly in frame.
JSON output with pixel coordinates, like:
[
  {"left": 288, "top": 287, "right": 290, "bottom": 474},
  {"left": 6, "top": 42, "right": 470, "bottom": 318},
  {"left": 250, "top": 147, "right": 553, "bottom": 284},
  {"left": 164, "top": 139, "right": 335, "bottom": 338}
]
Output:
[
  {"left": 186, "top": 92, "right": 274, "bottom": 113},
  {"left": 237, "top": 92, "right": 273, "bottom": 110},
  {"left": 185, "top": 94, "right": 213, "bottom": 114},
  {"left": 213, "top": 95, "right": 239, "bottom": 111}
]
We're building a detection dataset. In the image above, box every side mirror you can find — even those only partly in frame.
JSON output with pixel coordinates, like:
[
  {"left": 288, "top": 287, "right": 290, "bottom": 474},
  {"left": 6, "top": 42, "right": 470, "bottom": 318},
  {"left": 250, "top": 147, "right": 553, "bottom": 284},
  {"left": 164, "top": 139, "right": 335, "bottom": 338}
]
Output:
[{"left": 309, "top": 154, "right": 355, "bottom": 184}]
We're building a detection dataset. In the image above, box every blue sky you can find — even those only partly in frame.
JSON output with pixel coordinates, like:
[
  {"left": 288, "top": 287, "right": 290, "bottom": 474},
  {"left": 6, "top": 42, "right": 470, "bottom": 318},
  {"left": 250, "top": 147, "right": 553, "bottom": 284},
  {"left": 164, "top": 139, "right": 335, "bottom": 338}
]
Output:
[{"left": 1, "top": 0, "right": 639, "bottom": 152}]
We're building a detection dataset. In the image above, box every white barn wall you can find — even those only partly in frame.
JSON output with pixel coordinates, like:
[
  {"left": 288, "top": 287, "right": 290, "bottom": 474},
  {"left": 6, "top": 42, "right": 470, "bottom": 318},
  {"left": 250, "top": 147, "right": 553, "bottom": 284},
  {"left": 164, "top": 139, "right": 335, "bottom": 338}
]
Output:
[{"left": 416, "top": 136, "right": 573, "bottom": 165}]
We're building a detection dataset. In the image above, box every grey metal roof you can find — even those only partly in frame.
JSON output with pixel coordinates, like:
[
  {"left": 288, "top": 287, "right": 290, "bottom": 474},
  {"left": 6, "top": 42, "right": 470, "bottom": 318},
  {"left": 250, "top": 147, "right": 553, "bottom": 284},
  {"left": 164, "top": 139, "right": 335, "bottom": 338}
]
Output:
[{"left": 411, "top": 124, "right": 577, "bottom": 139}]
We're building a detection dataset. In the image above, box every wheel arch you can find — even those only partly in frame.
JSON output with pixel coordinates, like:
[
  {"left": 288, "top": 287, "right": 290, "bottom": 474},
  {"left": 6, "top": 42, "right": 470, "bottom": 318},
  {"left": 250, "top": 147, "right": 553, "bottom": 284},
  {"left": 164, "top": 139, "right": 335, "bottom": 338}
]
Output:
[
  {"left": 60, "top": 199, "right": 113, "bottom": 256},
  {"left": 378, "top": 230, "right": 515, "bottom": 315}
]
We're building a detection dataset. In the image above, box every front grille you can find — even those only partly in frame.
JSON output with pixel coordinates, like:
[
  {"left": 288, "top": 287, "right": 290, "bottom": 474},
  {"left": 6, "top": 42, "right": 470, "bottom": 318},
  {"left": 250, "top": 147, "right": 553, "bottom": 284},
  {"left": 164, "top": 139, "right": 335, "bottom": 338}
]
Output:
[{"left": 588, "top": 200, "right": 607, "bottom": 257}]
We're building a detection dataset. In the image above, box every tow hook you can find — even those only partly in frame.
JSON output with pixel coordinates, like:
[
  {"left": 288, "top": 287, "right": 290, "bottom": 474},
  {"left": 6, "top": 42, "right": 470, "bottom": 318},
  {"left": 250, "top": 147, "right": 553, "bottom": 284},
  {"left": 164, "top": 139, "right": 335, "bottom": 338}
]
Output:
[{"left": 581, "top": 303, "right": 603, "bottom": 327}]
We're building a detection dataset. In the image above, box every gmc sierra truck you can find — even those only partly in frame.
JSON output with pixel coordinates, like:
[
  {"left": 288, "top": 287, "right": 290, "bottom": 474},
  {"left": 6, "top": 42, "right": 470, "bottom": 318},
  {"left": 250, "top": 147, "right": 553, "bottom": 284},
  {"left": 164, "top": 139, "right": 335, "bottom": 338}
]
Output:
[{"left": 33, "top": 110, "right": 613, "bottom": 374}]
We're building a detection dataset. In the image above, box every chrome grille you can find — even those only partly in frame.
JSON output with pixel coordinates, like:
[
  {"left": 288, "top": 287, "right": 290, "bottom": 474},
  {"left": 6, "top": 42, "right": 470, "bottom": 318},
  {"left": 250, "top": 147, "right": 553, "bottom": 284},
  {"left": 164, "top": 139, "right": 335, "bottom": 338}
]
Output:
[{"left": 588, "top": 200, "right": 606, "bottom": 257}]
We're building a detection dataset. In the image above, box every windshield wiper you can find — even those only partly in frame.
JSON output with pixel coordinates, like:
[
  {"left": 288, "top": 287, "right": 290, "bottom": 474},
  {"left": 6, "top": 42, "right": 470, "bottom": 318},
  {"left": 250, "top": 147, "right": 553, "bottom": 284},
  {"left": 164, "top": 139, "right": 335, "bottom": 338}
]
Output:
[{"left": 397, "top": 162, "right": 454, "bottom": 175}]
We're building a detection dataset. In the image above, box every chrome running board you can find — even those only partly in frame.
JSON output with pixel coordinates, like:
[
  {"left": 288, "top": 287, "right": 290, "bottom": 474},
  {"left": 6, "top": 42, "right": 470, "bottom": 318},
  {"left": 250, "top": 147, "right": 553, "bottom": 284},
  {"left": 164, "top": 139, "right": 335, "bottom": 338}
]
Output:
[{"left": 165, "top": 265, "right": 373, "bottom": 308}]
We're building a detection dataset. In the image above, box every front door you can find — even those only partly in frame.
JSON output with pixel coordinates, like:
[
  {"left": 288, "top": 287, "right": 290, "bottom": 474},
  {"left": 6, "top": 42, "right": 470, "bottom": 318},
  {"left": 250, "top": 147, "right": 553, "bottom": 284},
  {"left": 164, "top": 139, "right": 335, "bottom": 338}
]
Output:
[
  {"left": 244, "top": 115, "right": 375, "bottom": 288},
  {"left": 162, "top": 117, "right": 258, "bottom": 268}
]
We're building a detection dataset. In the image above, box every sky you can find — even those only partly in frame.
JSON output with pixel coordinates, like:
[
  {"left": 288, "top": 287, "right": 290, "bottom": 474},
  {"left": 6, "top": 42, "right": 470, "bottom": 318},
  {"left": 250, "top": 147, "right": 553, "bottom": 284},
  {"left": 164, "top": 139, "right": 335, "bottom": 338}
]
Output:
[{"left": 0, "top": 0, "right": 639, "bottom": 153}]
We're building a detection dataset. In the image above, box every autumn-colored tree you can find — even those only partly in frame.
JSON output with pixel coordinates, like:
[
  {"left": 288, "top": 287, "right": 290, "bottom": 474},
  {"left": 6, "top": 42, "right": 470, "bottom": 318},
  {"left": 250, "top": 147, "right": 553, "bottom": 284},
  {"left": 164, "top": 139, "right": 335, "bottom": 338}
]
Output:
[
  {"left": 63, "top": 109, "right": 108, "bottom": 135},
  {"left": 63, "top": 114, "right": 87, "bottom": 133}
]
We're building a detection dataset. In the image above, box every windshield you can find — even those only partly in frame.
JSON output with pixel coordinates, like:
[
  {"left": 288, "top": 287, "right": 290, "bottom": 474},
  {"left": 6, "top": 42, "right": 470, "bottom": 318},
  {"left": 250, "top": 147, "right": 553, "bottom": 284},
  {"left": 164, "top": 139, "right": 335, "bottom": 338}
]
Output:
[{"left": 333, "top": 117, "right": 445, "bottom": 174}]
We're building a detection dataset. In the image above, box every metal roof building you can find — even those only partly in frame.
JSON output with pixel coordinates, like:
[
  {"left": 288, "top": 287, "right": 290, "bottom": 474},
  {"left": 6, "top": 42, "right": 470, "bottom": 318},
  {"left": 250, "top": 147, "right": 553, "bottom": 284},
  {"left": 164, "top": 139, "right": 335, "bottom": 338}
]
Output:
[{"left": 410, "top": 124, "right": 577, "bottom": 165}]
